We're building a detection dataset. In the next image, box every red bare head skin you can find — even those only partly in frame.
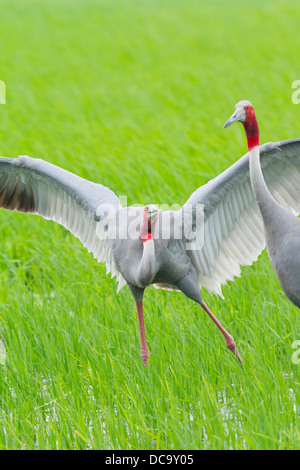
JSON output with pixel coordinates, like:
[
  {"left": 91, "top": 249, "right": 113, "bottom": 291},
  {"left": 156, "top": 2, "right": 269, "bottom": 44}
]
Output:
[
  {"left": 141, "top": 207, "right": 153, "bottom": 243},
  {"left": 242, "top": 105, "right": 259, "bottom": 151},
  {"left": 224, "top": 100, "right": 260, "bottom": 151}
]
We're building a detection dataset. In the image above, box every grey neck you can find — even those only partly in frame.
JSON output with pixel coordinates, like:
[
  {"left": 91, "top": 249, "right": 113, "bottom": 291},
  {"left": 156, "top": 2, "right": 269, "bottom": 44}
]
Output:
[
  {"left": 249, "top": 145, "right": 279, "bottom": 222},
  {"left": 137, "top": 239, "right": 155, "bottom": 286}
]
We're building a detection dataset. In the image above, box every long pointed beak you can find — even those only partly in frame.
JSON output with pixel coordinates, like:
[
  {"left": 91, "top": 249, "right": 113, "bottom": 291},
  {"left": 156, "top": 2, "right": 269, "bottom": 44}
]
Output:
[{"left": 223, "top": 111, "right": 239, "bottom": 128}]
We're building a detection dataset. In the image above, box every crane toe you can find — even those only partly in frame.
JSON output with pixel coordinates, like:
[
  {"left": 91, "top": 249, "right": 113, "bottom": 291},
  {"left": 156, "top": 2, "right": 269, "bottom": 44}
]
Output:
[
  {"left": 226, "top": 335, "right": 243, "bottom": 366},
  {"left": 141, "top": 349, "right": 149, "bottom": 366}
]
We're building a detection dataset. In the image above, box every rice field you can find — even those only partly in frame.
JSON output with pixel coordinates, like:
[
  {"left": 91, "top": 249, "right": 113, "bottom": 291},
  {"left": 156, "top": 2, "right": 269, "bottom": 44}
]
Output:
[{"left": 0, "top": 0, "right": 300, "bottom": 450}]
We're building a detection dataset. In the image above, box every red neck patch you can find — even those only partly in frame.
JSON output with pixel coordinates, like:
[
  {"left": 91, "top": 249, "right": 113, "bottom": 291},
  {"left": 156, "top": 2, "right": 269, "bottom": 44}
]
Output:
[
  {"left": 142, "top": 232, "right": 153, "bottom": 243},
  {"left": 141, "top": 207, "right": 153, "bottom": 243},
  {"left": 242, "top": 106, "right": 259, "bottom": 150}
]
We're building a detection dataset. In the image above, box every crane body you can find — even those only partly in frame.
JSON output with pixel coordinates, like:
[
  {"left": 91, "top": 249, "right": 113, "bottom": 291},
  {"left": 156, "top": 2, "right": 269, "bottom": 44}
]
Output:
[
  {"left": 225, "top": 100, "right": 300, "bottom": 309},
  {"left": 1, "top": 125, "right": 300, "bottom": 365}
]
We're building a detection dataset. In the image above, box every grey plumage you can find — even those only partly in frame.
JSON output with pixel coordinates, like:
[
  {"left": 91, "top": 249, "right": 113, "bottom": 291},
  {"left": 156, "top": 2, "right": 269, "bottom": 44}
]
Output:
[
  {"left": 225, "top": 101, "right": 300, "bottom": 310},
  {"left": 267, "top": 209, "right": 300, "bottom": 307},
  {"left": 0, "top": 137, "right": 300, "bottom": 365}
]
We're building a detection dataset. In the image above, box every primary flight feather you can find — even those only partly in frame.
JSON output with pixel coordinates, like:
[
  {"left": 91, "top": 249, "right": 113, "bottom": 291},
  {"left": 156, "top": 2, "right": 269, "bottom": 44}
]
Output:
[{"left": 1, "top": 135, "right": 300, "bottom": 366}]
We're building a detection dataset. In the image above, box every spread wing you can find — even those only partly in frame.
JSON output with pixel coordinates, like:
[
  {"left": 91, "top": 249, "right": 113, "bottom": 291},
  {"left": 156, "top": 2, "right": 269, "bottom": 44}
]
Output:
[
  {"left": 182, "top": 139, "right": 300, "bottom": 296},
  {"left": 0, "top": 155, "right": 126, "bottom": 289}
]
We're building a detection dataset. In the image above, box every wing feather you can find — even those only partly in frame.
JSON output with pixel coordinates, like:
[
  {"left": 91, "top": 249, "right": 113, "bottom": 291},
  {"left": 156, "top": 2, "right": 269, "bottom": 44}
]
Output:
[
  {"left": 182, "top": 139, "right": 300, "bottom": 295},
  {"left": 0, "top": 155, "right": 126, "bottom": 289}
]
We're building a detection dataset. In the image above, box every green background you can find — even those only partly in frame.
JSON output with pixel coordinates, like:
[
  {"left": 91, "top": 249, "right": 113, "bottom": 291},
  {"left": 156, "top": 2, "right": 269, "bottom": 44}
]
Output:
[{"left": 0, "top": 0, "right": 300, "bottom": 449}]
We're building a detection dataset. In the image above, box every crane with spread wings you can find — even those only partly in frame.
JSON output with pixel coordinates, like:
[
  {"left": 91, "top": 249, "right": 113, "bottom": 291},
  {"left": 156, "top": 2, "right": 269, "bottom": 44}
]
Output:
[{"left": 1, "top": 134, "right": 299, "bottom": 366}]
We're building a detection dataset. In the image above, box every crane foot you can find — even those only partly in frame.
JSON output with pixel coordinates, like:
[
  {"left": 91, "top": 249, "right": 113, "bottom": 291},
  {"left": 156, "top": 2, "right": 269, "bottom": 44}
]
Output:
[
  {"left": 140, "top": 348, "right": 149, "bottom": 367},
  {"left": 226, "top": 335, "right": 243, "bottom": 368}
]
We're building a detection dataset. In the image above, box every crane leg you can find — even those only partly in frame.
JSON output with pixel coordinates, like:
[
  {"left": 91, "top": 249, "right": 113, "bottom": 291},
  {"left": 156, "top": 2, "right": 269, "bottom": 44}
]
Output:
[
  {"left": 200, "top": 300, "right": 243, "bottom": 366},
  {"left": 177, "top": 271, "right": 242, "bottom": 366},
  {"left": 136, "top": 300, "right": 149, "bottom": 366}
]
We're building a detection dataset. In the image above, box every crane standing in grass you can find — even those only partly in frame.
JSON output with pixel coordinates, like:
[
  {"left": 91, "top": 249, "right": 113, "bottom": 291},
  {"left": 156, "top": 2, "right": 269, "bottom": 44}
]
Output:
[
  {"left": 224, "top": 100, "right": 300, "bottom": 309},
  {"left": 0, "top": 115, "right": 300, "bottom": 366}
]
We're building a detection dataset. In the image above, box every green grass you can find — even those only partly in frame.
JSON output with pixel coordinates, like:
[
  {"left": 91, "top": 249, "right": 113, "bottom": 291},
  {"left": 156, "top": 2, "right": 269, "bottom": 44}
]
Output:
[{"left": 0, "top": 0, "right": 300, "bottom": 450}]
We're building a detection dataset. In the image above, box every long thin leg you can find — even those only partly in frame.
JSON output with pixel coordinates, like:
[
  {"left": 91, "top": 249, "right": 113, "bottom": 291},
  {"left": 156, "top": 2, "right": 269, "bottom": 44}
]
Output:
[
  {"left": 136, "top": 300, "right": 149, "bottom": 366},
  {"left": 177, "top": 271, "right": 242, "bottom": 365},
  {"left": 201, "top": 300, "right": 243, "bottom": 366}
]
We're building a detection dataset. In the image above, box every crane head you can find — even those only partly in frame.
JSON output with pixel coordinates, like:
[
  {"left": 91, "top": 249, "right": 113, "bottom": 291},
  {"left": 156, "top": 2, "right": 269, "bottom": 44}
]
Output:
[
  {"left": 141, "top": 205, "right": 159, "bottom": 243},
  {"left": 224, "top": 100, "right": 259, "bottom": 150},
  {"left": 146, "top": 204, "right": 159, "bottom": 223},
  {"left": 223, "top": 100, "right": 253, "bottom": 128}
]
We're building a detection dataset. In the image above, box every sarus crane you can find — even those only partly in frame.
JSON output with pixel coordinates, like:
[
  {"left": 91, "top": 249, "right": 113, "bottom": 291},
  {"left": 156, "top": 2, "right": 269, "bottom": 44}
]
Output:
[
  {"left": 224, "top": 100, "right": 300, "bottom": 309},
  {"left": 0, "top": 124, "right": 300, "bottom": 366}
]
